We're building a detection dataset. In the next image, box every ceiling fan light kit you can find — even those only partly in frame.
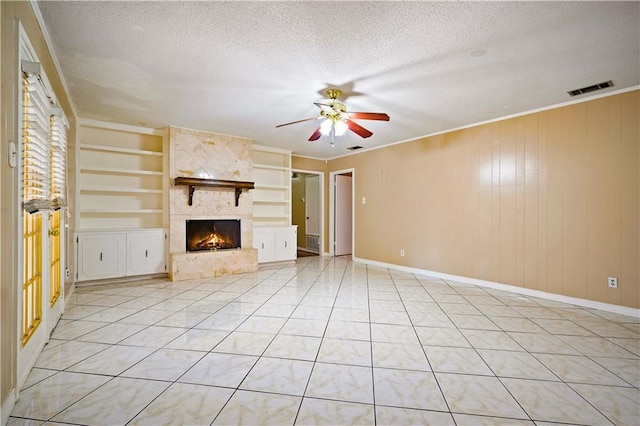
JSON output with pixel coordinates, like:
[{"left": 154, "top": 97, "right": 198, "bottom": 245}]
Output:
[{"left": 276, "top": 88, "right": 390, "bottom": 147}]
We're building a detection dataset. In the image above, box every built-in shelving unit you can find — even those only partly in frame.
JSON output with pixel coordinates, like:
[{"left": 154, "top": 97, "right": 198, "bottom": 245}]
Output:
[
  {"left": 75, "top": 120, "right": 168, "bottom": 282},
  {"left": 76, "top": 119, "right": 167, "bottom": 230},
  {"left": 251, "top": 145, "right": 297, "bottom": 263},
  {"left": 252, "top": 145, "right": 292, "bottom": 227}
]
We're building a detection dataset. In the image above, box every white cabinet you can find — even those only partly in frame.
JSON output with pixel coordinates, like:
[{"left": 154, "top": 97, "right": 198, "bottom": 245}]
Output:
[
  {"left": 253, "top": 226, "right": 297, "bottom": 263},
  {"left": 275, "top": 227, "right": 297, "bottom": 260},
  {"left": 77, "top": 232, "right": 126, "bottom": 281},
  {"left": 254, "top": 228, "right": 275, "bottom": 263},
  {"left": 76, "top": 229, "right": 166, "bottom": 282},
  {"left": 252, "top": 145, "right": 292, "bottom": 227},
  {"left": 127, "top": 230, "right": 166, "bottom": 275}
]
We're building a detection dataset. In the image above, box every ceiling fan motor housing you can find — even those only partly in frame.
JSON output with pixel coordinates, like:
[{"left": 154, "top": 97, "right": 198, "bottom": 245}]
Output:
[{"left": 325, "top": 88, "right": 342, "bottom": 100}]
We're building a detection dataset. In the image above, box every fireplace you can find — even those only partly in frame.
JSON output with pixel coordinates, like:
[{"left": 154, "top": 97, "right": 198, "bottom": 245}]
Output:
[{"left": 186, "top": 219, "right": 241, "bottom": 252}]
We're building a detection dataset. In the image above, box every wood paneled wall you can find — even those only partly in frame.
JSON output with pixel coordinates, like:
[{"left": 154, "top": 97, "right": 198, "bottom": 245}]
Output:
[{"left": 328, "top": 91, "right": 639, "bottom": 309}]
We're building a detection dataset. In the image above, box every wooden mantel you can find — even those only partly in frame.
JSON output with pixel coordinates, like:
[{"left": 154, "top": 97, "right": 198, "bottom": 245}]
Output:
[{"left": 174, "top": 177, "right": 254, "bottom": 206}]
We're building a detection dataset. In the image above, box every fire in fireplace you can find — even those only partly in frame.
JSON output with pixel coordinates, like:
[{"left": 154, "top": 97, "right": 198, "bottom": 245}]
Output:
[{"left": 186, "top": 219, "right": 241, "bottom": 252}]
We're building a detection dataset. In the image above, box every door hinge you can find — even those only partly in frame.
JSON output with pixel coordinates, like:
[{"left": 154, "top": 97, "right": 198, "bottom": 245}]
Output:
[{"left": 76, "top": 236, "right": 79, "bottom": 243}]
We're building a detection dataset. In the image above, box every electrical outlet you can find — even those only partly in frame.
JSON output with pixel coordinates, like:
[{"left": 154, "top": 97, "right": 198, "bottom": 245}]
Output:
[
  {"left": 608, "top": 276, "right": 618, "bottom": 289},
  {"left": 65, "top": 268, "right": 70, "bottom": 279},
  {"left": 400, "top": 249, "right": 405, "bottom": 257}
]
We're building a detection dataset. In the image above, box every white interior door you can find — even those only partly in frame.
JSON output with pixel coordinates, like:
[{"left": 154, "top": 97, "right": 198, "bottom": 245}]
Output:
[
  {"left": 334, "top": 174, "right": 352, "bottom": 256},
  {"left": 305, "top": 175, "right": 320, "bottom": 235}
]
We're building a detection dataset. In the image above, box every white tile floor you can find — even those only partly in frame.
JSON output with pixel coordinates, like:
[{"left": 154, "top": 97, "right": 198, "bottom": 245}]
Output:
[{"left": 8, "top": 256, "right": 640, "bottom": 426}]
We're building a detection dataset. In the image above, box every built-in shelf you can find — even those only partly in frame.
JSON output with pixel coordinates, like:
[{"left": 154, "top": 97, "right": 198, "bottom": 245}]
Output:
[
  {"left": 81, "top": 209, "right": 163, "bottom": 214},
  {"left": 81, "top": 166, "right": 163, "bottom": 176},
  {"left": 253, "top": 164, "right": 289, "bottom": 171},
  {"left": 253, "top": 215, "right": 291, "bottom": 221},
  {"left": 253, "top": 199, "right": 289, "bottom": 205},
  {"left": 80, "top": 186, "right": 163, "bottom": 194},
  {"left": 80, "top": 143, "right": 163, "bottom": 157},
  {"left": 174, "top": 177, "right": 255, "bottom": 206},
  {"left": 254, "top": 184, "right": 289, "bottom": 190}
]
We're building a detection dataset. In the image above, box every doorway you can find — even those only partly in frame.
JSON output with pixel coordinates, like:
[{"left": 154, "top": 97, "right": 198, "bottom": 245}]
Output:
[
  {"left": 329, "top": 169, "right": 355, "bottom": 257},
  {"left": 291, "top": 170, "right": 324, "bottom": 256}
]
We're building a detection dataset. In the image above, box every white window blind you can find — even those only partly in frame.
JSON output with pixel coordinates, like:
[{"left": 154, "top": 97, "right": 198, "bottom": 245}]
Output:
[
  {"left": 50, "top": 108, "right": 68, "bottom": 209},
  {"left": 21, "top": 59, "right": 68, "bottom": 213},
  {"left": 22, "top": 70, "right": 52, "bottom": 213}
]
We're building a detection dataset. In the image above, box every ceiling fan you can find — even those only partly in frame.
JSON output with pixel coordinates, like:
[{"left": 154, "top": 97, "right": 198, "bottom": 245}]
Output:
[{"left": 276, "top": 89, "right": 390, "bottom": 146}]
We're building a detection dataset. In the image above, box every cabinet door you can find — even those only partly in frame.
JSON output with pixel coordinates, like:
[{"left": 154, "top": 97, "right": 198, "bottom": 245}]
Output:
[
  {"left": 127, "top": 231, "right": 166, "bottom": 276},
  {"left": 275, "top": 227, "right": 297, "bottom": 261},
  {"left": 254, "top": 228, "right": 275, "bottom": 263},
  {"left": 77, "top": 233, "right": 126, "bottom": 281}
]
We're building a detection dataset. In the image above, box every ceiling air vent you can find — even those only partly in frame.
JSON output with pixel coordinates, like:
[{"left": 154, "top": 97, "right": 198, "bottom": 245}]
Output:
[
  {"left": 347, "top": 146, "right": 363, "bottom": 151},
  {"left": 567, "top": 80, "right": 614, "bottom": 97}
]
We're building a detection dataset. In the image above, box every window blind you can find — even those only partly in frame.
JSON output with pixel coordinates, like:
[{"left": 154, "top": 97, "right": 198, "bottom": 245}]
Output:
[
  {"left": 50, "top": 108, "right": 68, "bottom": 209},
  {"left": 22, "top": 71, "right": 52, "bottom": 213},
  {"left": 21, "top": 60, "right": 68, "bottom": 213}
]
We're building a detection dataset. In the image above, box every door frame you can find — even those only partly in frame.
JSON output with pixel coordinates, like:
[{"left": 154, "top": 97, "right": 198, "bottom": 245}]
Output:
[
  {"left": 292, "top": 168, "right": 325, "bottom": 256},
  {"left": 329, "top": 168, "right": 355, "bottom": 257}
]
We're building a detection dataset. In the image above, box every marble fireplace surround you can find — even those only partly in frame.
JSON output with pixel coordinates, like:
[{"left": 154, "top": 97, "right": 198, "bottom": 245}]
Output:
[{"left": 168, "top": 126, "right": 258, "bottom": 281}]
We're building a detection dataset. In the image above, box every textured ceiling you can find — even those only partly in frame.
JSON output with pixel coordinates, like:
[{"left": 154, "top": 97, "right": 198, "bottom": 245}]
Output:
[{"left": 37, "top": 1, "right": 639, "bottom": 159}]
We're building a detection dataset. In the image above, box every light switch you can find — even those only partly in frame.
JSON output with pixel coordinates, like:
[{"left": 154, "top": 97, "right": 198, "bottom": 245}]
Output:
[
  {"left": 8, "top": 141, "right": 17, "bottom": 168},
  {"left": 361, "top": 197, "right": 366, "bottom": 205}
]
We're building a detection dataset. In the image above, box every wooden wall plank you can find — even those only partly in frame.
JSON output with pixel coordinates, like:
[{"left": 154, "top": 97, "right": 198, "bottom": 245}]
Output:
[
  {"left": 499, "top": 119, "right": 517, "bottom": 286},
  {"left": 524, "top": 114, "right": 539, "bottom": 290},
  {"left": 561, "top": 103, "right": 588, "bottom": 299},
  {"left": 586, "top": 98, "right": 610, "bottom": 302}
]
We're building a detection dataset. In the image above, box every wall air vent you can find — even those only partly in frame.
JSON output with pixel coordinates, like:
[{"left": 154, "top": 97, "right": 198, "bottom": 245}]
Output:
[
  {"left": 347, "top": 146, "right": 363, "bottom": 151},
  {"left": 567, "top": 80, "right": 614, "bottom": 97}
]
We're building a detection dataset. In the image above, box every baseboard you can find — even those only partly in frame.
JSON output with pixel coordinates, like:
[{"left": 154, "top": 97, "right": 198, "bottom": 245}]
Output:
[
  {"left": 64, "top": 281, "right": 76, "bottom": 307},
  {"left": 1, "top": 388, "right": 16, "bottom": 426},
  {"left": 352, "top": 256, "right": 640, "bottom": 318},
  {"left": 75, "top": 273, "right": 168, "bottom": 287}
]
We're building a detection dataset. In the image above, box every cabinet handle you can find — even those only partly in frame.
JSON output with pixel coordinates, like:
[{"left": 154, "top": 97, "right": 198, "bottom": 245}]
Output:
[
  {"left": 285, "top": 241, "right": 287, "bottom": 248},
  {"left": 145, "top": 249, "right": 148, "bottom": 258},
  {"left": 100, "top": 252, "right": 103, "bottom": 261},
  {"left": 261, "top": 243, "right": 264, "bottom": 249}
]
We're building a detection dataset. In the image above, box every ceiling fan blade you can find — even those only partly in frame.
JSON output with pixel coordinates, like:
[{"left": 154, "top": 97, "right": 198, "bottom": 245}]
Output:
[
  {"left": 308, "top": 127, "right": 322, "bottom": 141},
  {"left": 348, "top": 112, "right": 390, "bottom": 121},
  {"left": 346, "top": 120, "right": 373, "bottom": 138},
  {"left": 275, "top": 117, "right": 318, "bottom": 128}
]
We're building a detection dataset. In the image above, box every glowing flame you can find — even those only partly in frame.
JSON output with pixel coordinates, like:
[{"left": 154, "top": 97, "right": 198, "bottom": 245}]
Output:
[{"left": 193, "top": 229, "right": 234, "bottom": 250}]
